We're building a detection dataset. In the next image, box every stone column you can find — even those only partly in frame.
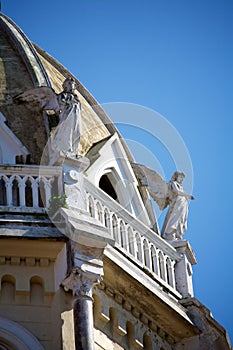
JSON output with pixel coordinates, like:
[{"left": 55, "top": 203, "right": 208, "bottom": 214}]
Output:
[
  {"left": 62, "top": 266, "right": 101, "bottom": 350},
  {"left": 54, "top": 154, "right": 114, "bottom": 349},
  {"left": 73, "top": 294, "right": 93, "bottom": 350}
]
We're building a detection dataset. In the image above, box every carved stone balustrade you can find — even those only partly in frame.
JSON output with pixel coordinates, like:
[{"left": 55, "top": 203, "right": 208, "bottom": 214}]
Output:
[
  {"left": 84, "top": 178, "right": 197, "bottom": 299},
  {"left": 0, "top": 165, "right": 62, "bottom": 213}
]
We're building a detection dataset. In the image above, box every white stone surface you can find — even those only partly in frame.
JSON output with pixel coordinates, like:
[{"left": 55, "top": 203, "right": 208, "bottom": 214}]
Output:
[
  {"left": 86, "top": 133, "right": 151, "bottom": 226},
  {"left": 172, "top": 240, "right": 196, "bottom": 297}
]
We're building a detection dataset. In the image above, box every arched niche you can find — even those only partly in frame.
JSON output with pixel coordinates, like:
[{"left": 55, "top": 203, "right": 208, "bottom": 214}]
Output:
[
  {"left": 1, "top": 275, "right": 15, "bottom": 303},
  {"left": 30, "top": 276, "right": 44, "bottom": 305}
]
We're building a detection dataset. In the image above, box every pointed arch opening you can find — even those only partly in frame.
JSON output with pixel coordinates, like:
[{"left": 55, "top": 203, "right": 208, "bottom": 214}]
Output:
[{"left": 99, "top": 173, "right": 118, "bottom": 201}]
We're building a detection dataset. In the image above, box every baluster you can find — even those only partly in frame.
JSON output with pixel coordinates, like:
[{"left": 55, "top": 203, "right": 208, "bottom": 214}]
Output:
[
  {"left": 151, "top": 246, "right": 159, "bottom": 276},
  {"left": 167, "top": 259, "right": 176, "bottom": 289},
  {"left": 143, "top": 240, "right": 152, "bottom": 270},
  {"left": 19, "top": 177, "right": 26, "bottom": 207},
  {"left": 120, "top": 221, "right": 127, "bottom": 250},
  {"left": 159, "top": 252, "right": 167, "bottom": 283},
  {"left": 0, "top": 176, "right": 7, "bottom": 206},
  {"left": 108, "top": 211, "right": 113, "bottom": 235},
  {"left": 32, "top": 177, "right": 39, "bottom": 208},
  {"left": 104, "top": 208, "right": 111, "bottom": 230},
  {"left": 96, "top": 201, "right": 103, "bottom": 223},
  {"left": 87, "top": 194, "right": 94, "bottom": 217},
  {"left": 136, "top": 233, "right": 144, "bottom": 264},
  {"left": 11, "top": 176, "right": 20, "bottom": 206},
  {"left": 86, "top": 193, "right": 92, "bottom": 216},
  {"left": 128, "top": 227, "right": 136, "bottom": 257},
  {"left": 124, "top": 225, "right": 131, "bottom": 253},
  {"left": 110, "top": 213, "right": 115, "bottom": 237},
  {"left": 93, "top": 199, "right": 98, "bottom": 220},
  {"left": 43, "top": 177, "right": 52, "bottom": 209},
  {"left": 112, "top": 215, "right": 120, "bottom": 243},
  {"left": 6, "top": 177, "right": 12, "bottom": 206}
]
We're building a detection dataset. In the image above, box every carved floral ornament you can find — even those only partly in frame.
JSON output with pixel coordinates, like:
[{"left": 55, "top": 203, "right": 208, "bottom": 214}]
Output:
[{"left": 62, "top": 268, "right": 102, "bottom": 298}]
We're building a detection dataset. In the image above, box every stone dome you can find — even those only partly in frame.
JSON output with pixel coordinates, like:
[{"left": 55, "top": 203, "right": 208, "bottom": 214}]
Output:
[{"left": 0, "top": 13, "right": 120, "bottom": 164}]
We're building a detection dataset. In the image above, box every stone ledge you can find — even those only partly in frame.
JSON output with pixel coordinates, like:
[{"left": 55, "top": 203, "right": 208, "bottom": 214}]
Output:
[{"left": 58, "top": 207, "right": 114, "bottom": 248}]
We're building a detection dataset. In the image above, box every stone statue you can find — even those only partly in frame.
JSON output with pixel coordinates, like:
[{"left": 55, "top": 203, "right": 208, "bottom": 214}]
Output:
[
  {"left": 131, "top": 164, "right": 194, "bottom": 240},
  {"left": 161, "top": 171, "right": 194, "bottom": 240},
  {"left": 15, "top": 77, "right": 81, "bottom": 157},
  {"left": 52, "top": 77, "right": 81, "bottom": 156}
]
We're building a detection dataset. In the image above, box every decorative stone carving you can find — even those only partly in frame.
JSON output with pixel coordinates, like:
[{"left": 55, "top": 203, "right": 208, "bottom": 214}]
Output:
[
  {"left": 62, "top": 239, "right": 105, "bottom": 295},
  {"left": 61, "top": 242, "right": 107, "bottom": 350},
  {"left": 62, "top": 268, "right": 102, "bottom": 298},
  {"left": 52, "top": 78, "right": 81, "bottom": 157},
  {"left": 62, "top": 156, "right": 90, "bottom": 212},
  {"left": 161, "top": 171, "right": 194, "bottom": 240},
  {"left": 131, "top": 164, "right": 194, "bottom": 240},
  {"left": 15, "top": 77, "right": 81, "bottom": 158}
]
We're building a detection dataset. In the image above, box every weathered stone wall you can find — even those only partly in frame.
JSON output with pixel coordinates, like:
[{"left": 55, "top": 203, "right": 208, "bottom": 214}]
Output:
[
  {"left": 0, "top": 26, "right": 48, "bottom": 164},
  {"left": 0, "top": 239, "right": 70, "bottom": 350},
  {"left": 37, "top": 50, "right": 111, "bottom": 157}
]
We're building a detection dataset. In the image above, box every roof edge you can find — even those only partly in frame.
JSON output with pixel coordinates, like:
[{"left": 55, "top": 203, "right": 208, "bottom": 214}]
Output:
[
  {"left": 34, "top": 44, "right": 135, "bottom": 163},
  {"left": 0, "top": 13, "right": 51, "bottom": 87}
]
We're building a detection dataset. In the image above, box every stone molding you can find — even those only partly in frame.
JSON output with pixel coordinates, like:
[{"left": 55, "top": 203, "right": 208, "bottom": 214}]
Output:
[
  {"left": 93, "top": 284, "right": 176, "bottom": 350},
  {"left": 171, "top": 239, "right": 197, "bottom": 265},
  {"left": 94, "top": 281, "right": 175, "bottom": 346},
  {"left": 0, "top": 316, "right": 44, "bottom": 350},
  {"left": 0, "top": 256, "right": 51, "bottom": 266}
]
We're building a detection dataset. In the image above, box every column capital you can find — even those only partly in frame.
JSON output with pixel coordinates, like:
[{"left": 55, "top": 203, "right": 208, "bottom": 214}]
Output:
[
  {"left": 62, "top": 242, "right": 104, "bottom": 297},
  {"left": 62, "top": 267, "right": 102, "bottom": 298}
]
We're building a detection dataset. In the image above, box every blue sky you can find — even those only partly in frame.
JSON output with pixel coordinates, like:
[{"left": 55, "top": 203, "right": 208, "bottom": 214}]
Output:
[{"left": 3, "top": 0, "right": 233, "bottom": 342}]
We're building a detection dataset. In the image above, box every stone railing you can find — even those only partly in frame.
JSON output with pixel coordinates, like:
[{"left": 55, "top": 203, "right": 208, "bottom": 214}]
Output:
[
  {"left": 84, "top": 178, "right": 182, "bottom": 297},
  {"left": 0, "top": 165, "right": 62, "bottom": 213}
]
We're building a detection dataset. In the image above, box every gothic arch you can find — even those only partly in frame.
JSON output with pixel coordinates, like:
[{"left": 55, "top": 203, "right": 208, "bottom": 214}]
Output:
[{"left": 0, "top": 317, "right": 43, "bottom": 350}]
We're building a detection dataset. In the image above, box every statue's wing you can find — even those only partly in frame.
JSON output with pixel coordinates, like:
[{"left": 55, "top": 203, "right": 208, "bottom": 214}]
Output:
[
  {"left": 15, "top": 87, "right": 60, "bottom": 113},
  {"left": 131, "top": 163, "right": 169, "bottom": 210}
]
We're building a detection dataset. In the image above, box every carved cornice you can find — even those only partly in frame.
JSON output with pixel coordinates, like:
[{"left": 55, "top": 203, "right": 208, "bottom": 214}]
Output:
[
  {"left": 0, "top": 256, "right": 51, "bottom": 266},
  {"left": 93, "top": 281, "right": 176, "bottom": 346}
]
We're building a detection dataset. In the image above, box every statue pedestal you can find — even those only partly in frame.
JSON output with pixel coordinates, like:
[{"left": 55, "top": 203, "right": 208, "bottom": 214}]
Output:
[
  {"left": 171, "top": 240, "right": 197, "bottom": 298},
  {"left": 49, "top": 151, "right": 90, "bottom": 212}
]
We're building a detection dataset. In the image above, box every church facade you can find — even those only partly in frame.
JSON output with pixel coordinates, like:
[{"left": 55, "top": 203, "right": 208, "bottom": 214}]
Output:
[{"left": 0, "top": 13, "right": 231, "bottom": 350}]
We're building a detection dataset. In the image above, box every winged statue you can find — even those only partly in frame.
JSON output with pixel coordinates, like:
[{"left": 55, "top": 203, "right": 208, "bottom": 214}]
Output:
[
  {"left": 15, "top": 77, "right": 81, "bottom": 157},
  {"left": 131, "top": 163, "right": 194, "bottom": 240},
  {"left": 131, "top": 163, "right": 169, "bottom": 210},
  {"left": 15, "top": 86, "right": 61, "bottom": 113}
]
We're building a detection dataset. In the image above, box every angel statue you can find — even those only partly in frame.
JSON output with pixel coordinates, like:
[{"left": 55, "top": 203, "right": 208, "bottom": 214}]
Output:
[
  {"left": 131, "top": 164, "right": 194, "bottom": 241},
  {"left": 15, "top": 77, "right": 81, "bottom": 158}
]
